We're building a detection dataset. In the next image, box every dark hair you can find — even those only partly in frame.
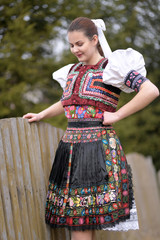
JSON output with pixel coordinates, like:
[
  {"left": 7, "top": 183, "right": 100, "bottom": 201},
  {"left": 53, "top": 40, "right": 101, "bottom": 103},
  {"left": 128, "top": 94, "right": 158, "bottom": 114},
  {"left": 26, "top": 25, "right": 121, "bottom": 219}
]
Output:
[{"left": 68, "top": 17, "right": 104, "bottom": 56}]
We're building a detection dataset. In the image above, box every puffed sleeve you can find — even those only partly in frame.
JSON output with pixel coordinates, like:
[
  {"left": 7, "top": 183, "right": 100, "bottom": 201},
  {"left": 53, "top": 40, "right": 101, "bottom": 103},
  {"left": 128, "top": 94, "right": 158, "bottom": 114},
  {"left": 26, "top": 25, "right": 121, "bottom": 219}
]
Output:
[
  {"left": 103, "top": 48, "right": 149, "bottom": 93},
  {"left": 52, "top": 64, "right": 74, "bottom": 90}
]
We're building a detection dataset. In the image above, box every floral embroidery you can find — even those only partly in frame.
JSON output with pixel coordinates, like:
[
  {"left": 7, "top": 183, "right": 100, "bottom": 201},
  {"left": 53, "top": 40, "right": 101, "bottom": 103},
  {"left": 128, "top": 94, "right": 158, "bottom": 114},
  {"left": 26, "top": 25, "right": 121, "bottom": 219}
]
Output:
[
  {"left": 109, "top": 137, "right": 117, "bottom": 149},
  {"left": 64, "top": 105, "right": 104, "bottom": 119}
]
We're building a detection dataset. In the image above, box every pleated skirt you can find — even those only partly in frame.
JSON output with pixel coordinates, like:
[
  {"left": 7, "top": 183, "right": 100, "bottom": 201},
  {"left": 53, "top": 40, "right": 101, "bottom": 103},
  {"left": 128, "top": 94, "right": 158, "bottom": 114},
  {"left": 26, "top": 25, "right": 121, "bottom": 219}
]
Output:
[{"left": 45, "top": 120, "right": 139, "bottom": 231}]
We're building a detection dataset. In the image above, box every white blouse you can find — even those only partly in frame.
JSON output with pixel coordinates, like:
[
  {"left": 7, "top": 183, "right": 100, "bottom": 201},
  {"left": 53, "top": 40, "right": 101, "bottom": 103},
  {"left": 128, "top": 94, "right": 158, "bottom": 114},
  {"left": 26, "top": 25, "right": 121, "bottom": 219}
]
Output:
[{"left": 52, "top": 48, "right": 147, "bottom": 93}]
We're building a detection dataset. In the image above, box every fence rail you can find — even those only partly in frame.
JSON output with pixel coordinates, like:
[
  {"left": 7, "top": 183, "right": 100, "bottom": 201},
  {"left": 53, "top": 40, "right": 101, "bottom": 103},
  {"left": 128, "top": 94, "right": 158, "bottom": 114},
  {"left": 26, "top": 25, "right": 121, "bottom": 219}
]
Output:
[{"left": 0, "top": 118, "right": 160, "bottom": 240}]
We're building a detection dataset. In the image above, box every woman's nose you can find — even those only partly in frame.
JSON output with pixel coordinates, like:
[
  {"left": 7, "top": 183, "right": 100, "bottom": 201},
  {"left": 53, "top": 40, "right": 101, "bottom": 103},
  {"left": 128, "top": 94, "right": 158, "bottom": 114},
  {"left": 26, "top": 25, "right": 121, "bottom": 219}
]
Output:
[{"left": 72, "top": 46, "right": 79, "bottom": 53}]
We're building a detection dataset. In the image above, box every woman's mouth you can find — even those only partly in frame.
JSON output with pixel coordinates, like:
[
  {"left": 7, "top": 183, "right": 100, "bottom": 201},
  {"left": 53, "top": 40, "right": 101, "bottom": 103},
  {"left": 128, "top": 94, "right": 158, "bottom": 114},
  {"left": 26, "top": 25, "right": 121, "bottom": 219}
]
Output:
[{"left": 76, "top": 54, "right": 83, "bottom": 58}]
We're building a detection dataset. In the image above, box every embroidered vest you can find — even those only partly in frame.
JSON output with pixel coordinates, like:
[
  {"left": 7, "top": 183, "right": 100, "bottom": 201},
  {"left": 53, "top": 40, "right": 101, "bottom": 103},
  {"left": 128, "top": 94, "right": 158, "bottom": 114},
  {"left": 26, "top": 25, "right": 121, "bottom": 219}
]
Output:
[{"left": 61, "top": 59, "right": 121, "bottom": 112}]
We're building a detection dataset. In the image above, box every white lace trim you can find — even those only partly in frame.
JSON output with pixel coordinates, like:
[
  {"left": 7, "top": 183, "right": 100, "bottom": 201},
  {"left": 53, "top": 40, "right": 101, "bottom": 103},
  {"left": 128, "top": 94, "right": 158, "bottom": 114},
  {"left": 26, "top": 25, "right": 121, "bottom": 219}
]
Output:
[{"left": 102, "top": 200, "right": 139, "bottom": 231}]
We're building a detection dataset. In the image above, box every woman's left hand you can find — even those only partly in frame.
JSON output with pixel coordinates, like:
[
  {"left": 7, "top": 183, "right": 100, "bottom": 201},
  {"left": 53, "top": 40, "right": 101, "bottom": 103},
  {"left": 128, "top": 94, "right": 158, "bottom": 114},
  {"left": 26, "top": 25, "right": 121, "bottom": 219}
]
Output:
[{"left": 103, "top": 111, "right": 119, "bottom": 125}]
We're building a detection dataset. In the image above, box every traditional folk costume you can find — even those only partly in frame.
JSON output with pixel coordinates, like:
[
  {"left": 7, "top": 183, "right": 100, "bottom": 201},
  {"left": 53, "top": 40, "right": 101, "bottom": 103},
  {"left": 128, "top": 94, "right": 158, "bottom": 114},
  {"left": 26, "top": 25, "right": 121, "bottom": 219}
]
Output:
[{"left": 45, "top": 20, "right": 148, "bottom": 231}]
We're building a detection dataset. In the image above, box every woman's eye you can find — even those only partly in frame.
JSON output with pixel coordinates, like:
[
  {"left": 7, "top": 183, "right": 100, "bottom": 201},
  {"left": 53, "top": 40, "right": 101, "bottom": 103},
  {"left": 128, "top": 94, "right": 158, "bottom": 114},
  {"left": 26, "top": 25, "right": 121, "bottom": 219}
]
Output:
[
  {"left": 78, "top": 43, "right": 83, "bottom": 46},
  {"left": 70, "top": 42, "right": 83, "bottom": 48}
]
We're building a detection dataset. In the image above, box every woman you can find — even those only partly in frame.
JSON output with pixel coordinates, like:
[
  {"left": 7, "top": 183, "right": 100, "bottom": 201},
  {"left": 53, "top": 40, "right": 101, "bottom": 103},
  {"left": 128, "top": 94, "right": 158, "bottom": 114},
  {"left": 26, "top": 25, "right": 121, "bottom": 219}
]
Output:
[{"left": 23, "top": 17, "right": 159, "bottom": 240}]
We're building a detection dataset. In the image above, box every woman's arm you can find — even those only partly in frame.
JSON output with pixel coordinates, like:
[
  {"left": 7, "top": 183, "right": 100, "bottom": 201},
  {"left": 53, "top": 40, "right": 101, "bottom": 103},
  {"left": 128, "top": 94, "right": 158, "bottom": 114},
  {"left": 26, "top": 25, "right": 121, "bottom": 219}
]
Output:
[
  {"left": 103, "top": 80, "right": 159, "bottom": 125},
  {"left": 23, "top": 100, "right": 64, "bottom": 123}
]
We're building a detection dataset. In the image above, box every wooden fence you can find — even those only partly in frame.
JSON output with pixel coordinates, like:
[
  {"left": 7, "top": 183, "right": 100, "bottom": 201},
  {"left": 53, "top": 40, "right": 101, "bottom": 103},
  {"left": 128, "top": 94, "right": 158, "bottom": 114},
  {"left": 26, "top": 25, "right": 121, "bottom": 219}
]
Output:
[{"left": 0, "top": 118, "right": 160, "bottom": 240}]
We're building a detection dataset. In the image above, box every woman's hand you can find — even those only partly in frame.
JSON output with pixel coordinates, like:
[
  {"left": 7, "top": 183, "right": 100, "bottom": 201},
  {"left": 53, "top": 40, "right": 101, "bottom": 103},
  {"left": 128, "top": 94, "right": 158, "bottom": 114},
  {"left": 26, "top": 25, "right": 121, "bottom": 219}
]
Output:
[
  {"left": 23, "top": 100, "right": 65, "bottom": 123},
  {"left": 23, "top": 113, "right": 42, "bottom": 123},
  {"left": 103, "top": 111, "right": 119, "bottom": 125}
]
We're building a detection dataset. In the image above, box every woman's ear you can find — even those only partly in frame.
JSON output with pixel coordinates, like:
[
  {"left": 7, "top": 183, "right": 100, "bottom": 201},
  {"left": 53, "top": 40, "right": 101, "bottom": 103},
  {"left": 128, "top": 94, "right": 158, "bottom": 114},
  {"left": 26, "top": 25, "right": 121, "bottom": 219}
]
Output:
[{"left": 92, "top": 34, "right": 99, "bottom": 46}]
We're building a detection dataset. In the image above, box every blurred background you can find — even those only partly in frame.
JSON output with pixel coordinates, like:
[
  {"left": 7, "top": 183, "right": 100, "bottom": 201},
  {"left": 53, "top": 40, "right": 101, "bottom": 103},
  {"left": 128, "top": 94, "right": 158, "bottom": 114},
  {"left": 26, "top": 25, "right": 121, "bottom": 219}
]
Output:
[{"left": 0, "top": 0, "right": 160, "bottom": 170}]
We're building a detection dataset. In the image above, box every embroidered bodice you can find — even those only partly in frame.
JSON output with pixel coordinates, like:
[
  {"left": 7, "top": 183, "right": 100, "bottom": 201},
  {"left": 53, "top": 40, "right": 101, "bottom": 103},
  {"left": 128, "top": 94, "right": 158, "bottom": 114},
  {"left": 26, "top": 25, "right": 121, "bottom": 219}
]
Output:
[{"left": 61, "top": 59, "right": 121, "bottom": 112}]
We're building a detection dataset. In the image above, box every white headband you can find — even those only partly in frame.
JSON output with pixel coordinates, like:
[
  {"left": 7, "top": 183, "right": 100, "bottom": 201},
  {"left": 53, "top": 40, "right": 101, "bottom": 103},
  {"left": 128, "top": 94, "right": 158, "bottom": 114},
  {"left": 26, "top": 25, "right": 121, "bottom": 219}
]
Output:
[{"left": 92, "top": 19, "right": 112, "bottom": 58}]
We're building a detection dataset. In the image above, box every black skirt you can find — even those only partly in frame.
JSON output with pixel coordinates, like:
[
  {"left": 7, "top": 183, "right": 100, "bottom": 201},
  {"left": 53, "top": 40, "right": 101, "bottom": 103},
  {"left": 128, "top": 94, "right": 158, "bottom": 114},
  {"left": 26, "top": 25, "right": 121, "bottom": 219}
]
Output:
[{"left": 45, "top": 120, "right": 135, "bottom": 231}]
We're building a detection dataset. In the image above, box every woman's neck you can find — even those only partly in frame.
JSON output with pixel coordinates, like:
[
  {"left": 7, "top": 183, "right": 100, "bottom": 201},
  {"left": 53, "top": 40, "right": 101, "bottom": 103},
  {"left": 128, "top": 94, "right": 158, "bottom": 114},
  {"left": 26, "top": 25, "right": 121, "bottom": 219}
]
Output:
[{"left": 83, "top": 53, "right": 104, "bottom": 65}]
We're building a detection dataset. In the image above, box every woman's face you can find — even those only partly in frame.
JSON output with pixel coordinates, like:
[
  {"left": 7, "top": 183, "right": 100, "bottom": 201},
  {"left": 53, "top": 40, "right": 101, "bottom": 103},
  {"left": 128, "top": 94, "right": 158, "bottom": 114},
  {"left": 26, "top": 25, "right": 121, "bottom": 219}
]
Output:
[{"left": 68, "top": 30, "right": 98, "bottom": 65}]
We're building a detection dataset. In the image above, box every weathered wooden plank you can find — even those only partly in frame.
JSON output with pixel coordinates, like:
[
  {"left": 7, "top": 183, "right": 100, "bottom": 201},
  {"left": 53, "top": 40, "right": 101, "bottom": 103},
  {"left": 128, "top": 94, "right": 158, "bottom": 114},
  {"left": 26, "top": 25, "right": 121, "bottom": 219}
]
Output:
[
  {"left": 0, "top": 128, "right": 14, "bottom": 240},
  {"left": 0, "top": 156, "right": 8, "bottom": 240},
  {"left": 9, "top": 118, "right": 32, "bottom": 240},
  {"left": 1, "top": 119, "right": 23, "bottom": 240},
  {"left": 17, "top": 118, "right": 38, "bottom": 240},
  {"left": 23, "top": 119, "right": 41, "bottom": 240}
]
